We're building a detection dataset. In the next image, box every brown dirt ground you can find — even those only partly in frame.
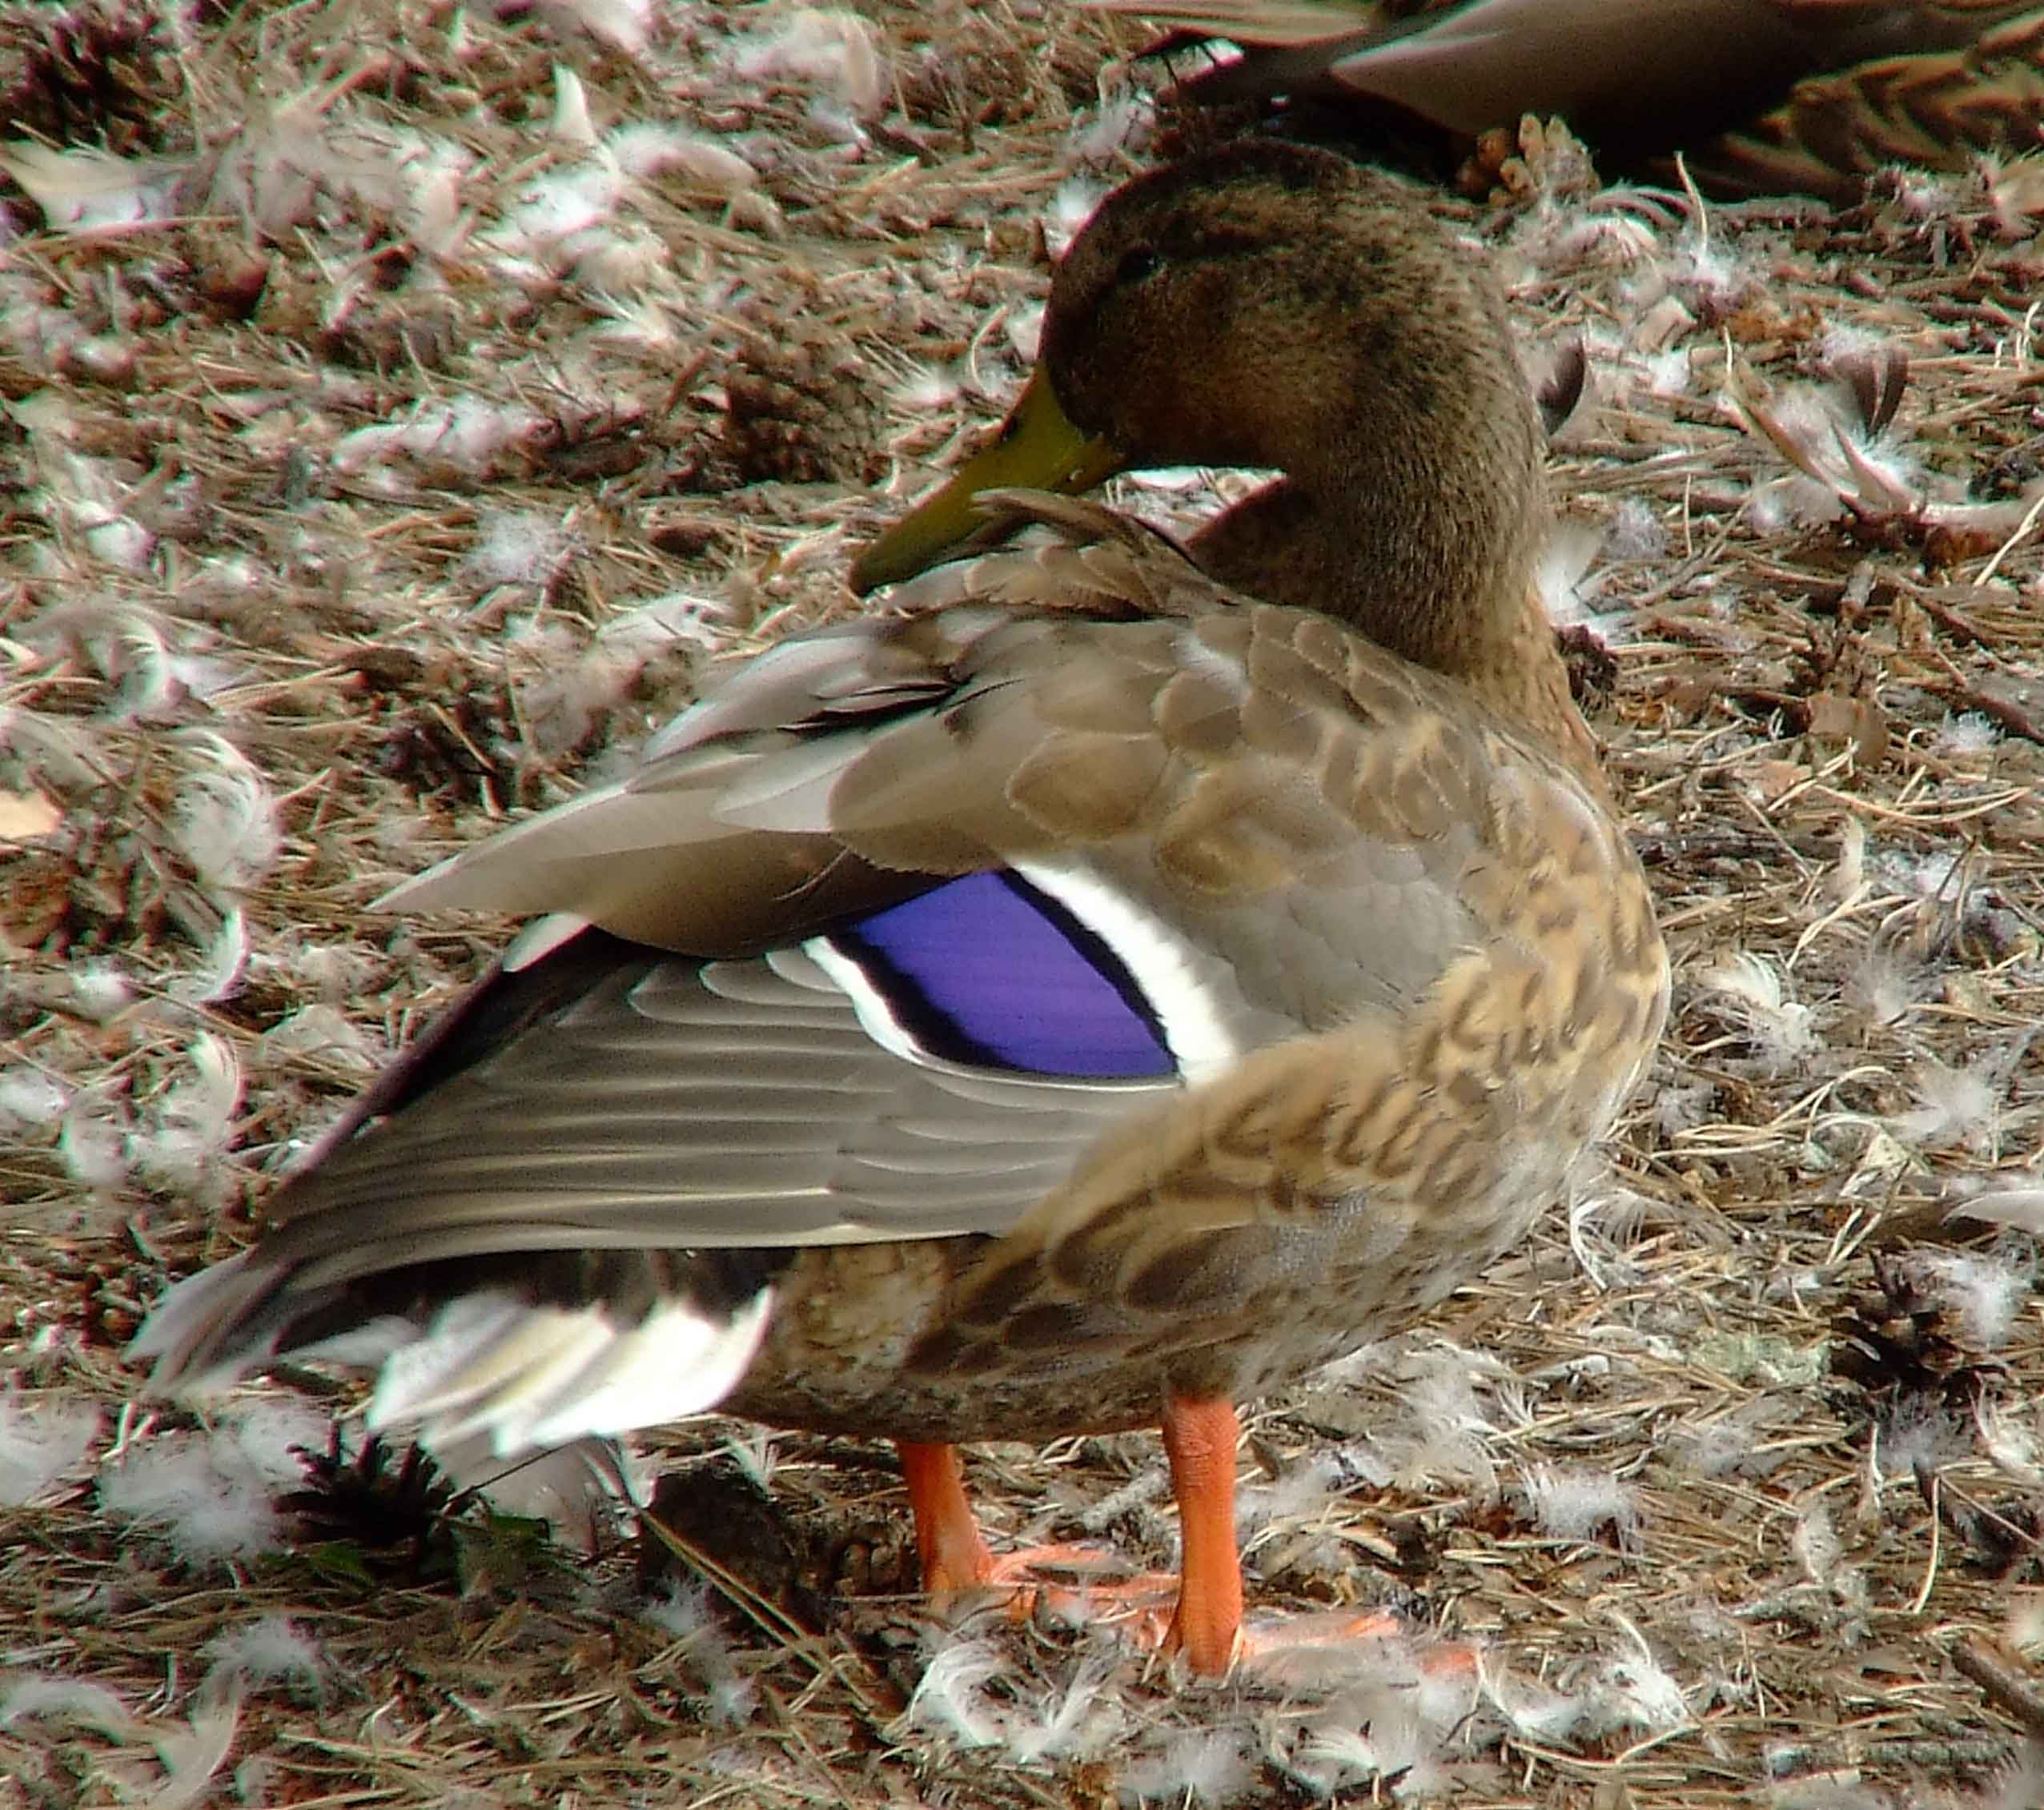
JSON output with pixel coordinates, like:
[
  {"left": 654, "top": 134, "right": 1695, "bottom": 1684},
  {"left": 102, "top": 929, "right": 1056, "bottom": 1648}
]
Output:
[{"left": 6, "top": 2, "right": 2044, "bottom": 1805}]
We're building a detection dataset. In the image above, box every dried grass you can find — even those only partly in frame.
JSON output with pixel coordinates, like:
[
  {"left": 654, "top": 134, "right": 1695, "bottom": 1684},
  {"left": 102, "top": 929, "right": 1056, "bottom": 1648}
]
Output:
[{"left": 5, "top": 2, "right": 2044, "bottom": 1804}]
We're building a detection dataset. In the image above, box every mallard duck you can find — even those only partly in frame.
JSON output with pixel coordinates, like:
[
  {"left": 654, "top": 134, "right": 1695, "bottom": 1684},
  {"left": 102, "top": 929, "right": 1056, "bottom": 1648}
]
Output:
[
  {"left": 1102, "top": 1, "right": 2044, "bottom": 202},
  {"left": 131, "top": 142, "right": 1669, "bottom": 1676}
]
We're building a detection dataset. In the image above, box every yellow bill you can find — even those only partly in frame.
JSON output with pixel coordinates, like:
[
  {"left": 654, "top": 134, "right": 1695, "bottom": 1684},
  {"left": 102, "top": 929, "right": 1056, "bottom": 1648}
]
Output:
[{"left": 849, "top": 369, "right": 1128, "bottom": 595}]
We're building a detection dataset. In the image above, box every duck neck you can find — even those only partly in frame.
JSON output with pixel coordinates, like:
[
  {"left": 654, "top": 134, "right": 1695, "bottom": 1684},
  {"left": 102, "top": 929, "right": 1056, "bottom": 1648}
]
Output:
[{"left": 1185, "top": 421, "right": 1598, "bottom": 789}]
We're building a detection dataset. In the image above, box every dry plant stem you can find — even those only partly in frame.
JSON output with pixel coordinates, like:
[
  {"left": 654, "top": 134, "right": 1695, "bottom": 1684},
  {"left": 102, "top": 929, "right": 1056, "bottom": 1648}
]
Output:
[{"left": 1950, "top": 1640, "right": 2044, "bottom": 1741}]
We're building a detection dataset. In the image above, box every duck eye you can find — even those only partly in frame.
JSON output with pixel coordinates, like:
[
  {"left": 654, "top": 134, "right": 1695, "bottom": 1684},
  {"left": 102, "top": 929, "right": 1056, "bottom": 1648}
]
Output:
[{"left": 1115, "top": 246, "right": 1160, "bottom": 286}]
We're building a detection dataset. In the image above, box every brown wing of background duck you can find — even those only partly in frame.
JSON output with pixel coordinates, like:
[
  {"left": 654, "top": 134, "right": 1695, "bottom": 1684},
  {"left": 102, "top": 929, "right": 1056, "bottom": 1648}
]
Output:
[{"left": 1102, "top": 0, "right": 2044, "bottom": 200}]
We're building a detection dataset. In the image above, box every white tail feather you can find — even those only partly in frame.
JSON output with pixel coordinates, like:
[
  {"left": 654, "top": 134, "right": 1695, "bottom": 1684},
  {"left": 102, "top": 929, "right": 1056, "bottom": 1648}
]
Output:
[{"left": 366, "top": 1288, "right": 777, "bottom": 1456}]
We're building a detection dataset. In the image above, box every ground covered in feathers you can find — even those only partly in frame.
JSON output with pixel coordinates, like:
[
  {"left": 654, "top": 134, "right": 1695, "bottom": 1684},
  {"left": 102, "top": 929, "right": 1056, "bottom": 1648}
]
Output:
[{"left": 5, "top": 1, "right": 2044, "bottom": 1804}]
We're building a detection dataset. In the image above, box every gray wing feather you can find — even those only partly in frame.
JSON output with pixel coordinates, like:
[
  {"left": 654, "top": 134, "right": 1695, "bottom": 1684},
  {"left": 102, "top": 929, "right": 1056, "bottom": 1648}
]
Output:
[{"left": 256, "top": 947, "right": 1173, "bottom": 1283}]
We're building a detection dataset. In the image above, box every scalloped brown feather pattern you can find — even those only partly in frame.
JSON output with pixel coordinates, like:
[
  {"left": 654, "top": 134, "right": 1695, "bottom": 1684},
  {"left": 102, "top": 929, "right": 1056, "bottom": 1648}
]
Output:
[{"left": 1692, "top": 11, "right": 2044, "bottom": 199}]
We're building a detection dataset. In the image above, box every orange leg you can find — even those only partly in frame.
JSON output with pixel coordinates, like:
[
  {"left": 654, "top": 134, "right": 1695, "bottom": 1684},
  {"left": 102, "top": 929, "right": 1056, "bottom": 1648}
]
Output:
[
  {"left": 898, "top": 1441, "right": 1169, "bottom": 1615},
  {"left": 902, "top": 1422, "right": 1475, "bottom": 1686},
  {"left": 1159, "top": 1393, "right": 1244, "bottom": 1677},
  {"left": 898, "top": 1440, "right": 996, "bottom": 1595}
]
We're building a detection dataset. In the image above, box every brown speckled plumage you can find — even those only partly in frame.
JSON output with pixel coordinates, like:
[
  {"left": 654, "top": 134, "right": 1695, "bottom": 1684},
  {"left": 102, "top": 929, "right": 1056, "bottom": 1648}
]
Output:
[
  {"left": 725, "top": 584, "right": 1663, "bottom": 1442},
  {"left": 133, "top": 143, "right": 1669, "bottom": 1676}
]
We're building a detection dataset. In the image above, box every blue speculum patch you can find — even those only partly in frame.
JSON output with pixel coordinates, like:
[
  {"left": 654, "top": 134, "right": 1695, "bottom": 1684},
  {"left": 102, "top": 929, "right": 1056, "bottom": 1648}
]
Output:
[{"left": 828, "top": 870, "right": 1176, "bottom": 1078}]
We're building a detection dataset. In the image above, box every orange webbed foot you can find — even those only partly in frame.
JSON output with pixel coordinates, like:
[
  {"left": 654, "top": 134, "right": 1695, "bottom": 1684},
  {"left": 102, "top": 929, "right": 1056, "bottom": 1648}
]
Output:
[{"left": 898, "top": 1431, "right": 1479, "bottom": 1685}]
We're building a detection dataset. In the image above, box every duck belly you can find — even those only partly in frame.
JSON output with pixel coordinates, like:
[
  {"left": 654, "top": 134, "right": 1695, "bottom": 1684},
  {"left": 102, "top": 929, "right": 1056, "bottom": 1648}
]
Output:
[{"left": 723, "top": 1085, "right": 1604, "bottom": 1446}]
